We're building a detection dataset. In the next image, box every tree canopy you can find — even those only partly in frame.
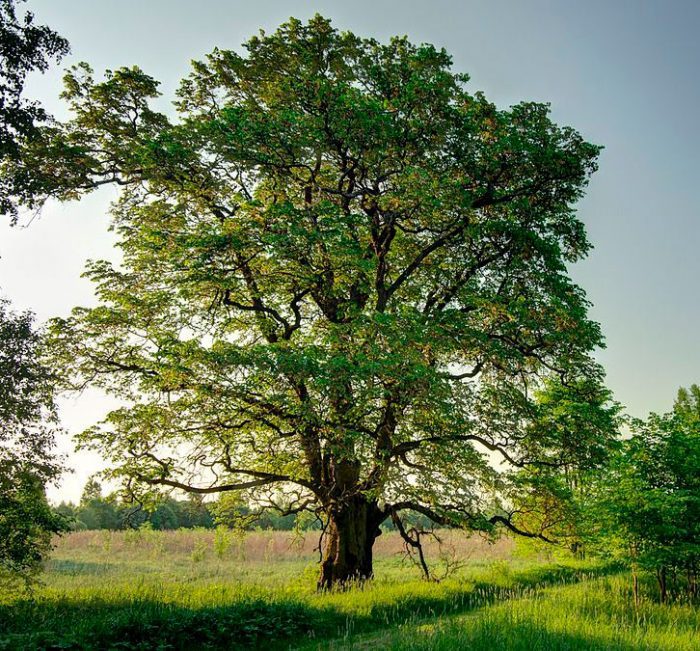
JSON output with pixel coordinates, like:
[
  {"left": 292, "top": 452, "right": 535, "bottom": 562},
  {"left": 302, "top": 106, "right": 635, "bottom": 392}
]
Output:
[
  {"left": 6, "top": 15, "right": 616, "bottom": 586},
  {"left": 0, "top": 0, "right": 69, "bottom": 219}
]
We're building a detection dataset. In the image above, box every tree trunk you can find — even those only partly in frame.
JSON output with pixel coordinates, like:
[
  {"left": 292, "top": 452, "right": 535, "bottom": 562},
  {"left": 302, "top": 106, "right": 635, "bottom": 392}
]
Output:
[
  {"left": 318, "top": 497, "right": 383, "bottom": 589},
  {"left": 656, "top": 566, "right": 667, "bottom": 603},
  {"left": 687, "top": 564, "right": 697, "bottom": 599}
]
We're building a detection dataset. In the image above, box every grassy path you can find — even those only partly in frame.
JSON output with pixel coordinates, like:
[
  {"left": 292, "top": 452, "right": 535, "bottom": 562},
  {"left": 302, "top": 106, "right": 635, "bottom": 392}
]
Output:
[
  {"left": 299, "top": 573, "right": 700, "bottom": 651},
  {"left": 292, "top": 566, "right": 617, "bottom": 650}
]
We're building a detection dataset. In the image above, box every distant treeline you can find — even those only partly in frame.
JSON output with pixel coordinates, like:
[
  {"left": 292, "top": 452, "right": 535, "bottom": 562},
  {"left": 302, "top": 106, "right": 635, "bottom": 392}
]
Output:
[
  {"left": 54, "top": 478, "right": 312, "bottom": 531},
  {"left": 54, "top": 478, "right": 433, "bottom": 533}
]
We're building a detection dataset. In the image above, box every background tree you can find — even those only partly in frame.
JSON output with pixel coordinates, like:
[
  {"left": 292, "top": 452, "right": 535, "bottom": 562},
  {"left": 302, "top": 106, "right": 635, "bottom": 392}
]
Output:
[
  {"left": 0, "top": 298, "right": 65, "bottom": 584},
  {"left": 591, "top": 385, "right": 700, "bottom": 603},
  {"left": 508, "top": 377, "right": 621, "bottom": 557},
  {"left": 148, "top": 498, "right": 180, "bottom": 530},
  {"left": 178, "top": 494, "right": 214, "bottom": 529},
  {"left": 0, "top": 0, "right": 69, "bottom": 219},
  {"left": 17, "top": 16, "right": 612, "bottom": 587},
  {"left": 75, "top": 476, "right": 121, "bottom": 530}
]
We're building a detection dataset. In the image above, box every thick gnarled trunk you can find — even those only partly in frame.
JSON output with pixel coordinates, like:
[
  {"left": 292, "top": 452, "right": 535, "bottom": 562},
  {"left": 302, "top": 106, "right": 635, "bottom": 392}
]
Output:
[{"left": 318, "top": 497, "right": 383, "bottom": 589}]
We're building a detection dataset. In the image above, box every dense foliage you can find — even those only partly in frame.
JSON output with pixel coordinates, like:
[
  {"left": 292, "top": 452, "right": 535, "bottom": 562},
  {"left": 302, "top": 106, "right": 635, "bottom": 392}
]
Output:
[
  {"left": 507, "top": 378, "right": 622, "bottom": 555},
  {"left": 0, "top": 298, "right": 65, "bottom": 584},
  {"left": 592, "top": 385, "right": 700, "bottom": 602},
  {"left": 0, "top": 0, "right": 69, "bottom": 219}
]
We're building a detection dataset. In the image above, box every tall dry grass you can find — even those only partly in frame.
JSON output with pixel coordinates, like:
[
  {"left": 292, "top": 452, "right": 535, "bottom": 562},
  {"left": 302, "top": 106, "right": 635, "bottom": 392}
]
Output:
[{"left": 52, "top": 528, "right": 514, "bottom": 564}]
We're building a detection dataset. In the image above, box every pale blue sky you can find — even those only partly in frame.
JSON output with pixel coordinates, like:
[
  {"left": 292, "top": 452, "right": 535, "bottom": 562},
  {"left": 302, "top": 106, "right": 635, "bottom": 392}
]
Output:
[{"left": 2, "top": 1, "right": 698, "bottom": 500}]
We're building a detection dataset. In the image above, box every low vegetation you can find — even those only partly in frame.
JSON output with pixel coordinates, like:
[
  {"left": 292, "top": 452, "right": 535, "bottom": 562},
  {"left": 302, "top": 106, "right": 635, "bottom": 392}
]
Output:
[{"left": 0, "top": 530, "right": 698, "bottom": 650}]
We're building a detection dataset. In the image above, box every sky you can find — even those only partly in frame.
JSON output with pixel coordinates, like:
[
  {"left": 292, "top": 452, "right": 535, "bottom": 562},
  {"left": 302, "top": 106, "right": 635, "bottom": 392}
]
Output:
[{"left": 2, "top": 0, "right": 699, "bottom": 502}]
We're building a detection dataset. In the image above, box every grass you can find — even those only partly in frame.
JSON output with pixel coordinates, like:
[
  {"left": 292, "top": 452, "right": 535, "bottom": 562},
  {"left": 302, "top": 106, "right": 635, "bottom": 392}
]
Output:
[
  {"left": 333, "top": 577, "right": 700, "bottom": 651},
  {"left": 0, "top": 530, "right": 697, "bottom": 650}
]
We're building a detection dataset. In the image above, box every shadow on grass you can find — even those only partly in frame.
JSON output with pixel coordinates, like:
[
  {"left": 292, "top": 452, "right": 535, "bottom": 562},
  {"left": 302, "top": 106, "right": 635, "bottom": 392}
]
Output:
[{"left": 0, "top": 563, "right": 620, "bottom": 651}]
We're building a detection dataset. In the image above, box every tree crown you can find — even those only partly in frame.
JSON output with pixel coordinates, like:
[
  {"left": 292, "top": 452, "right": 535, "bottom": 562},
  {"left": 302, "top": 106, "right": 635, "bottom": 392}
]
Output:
[{"left": 29, "top": 16, "right": 612, "bottom": 540}]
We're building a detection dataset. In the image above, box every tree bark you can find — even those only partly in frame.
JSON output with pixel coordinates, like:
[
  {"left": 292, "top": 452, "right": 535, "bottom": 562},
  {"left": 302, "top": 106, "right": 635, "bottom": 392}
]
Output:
[
  {"left": 687, "top": 563, "right": 698, "bottom": 599},
  {"left": 656, "top": 566, "right": 668, "bottom": 603},
  {"left": 318, "top": 497, "right": 383, "bottom": 589}
]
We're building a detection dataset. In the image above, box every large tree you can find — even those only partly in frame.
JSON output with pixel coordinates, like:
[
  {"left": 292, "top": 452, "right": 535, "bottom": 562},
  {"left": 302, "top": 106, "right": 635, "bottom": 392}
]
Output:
[{"left": 13, "top": 16, "right": 612, "bottom": 586}]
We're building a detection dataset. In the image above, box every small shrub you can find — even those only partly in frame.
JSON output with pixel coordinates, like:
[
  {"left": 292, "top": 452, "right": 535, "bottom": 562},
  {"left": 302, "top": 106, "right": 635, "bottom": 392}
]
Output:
[
  {"left": 214, "top": 525, "right": 232, "bottom": 560},
  {"left": 191, "top": 538, "right": 208, "bottom": 563},
  {"left": 100, "top": 530, "right": 113, "bottom": 554}
]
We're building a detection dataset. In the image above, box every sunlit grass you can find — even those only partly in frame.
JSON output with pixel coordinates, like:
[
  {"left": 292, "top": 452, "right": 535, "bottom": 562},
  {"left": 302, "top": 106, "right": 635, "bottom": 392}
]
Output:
[
  {"left": 0, "top": 530, "right": 697, "bottom": 650},
  {"left": 350, "top": 576, "right": 700, "bottom": 651}
]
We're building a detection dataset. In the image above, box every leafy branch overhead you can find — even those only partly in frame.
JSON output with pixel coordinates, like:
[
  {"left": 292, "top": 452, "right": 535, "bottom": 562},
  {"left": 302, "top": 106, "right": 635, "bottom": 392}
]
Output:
[
  {"left": 7, "top": 15, "right": 618, "bottom": 586},
  {"left": 0, "top": 0, "right": 69, "bottom": 218}
]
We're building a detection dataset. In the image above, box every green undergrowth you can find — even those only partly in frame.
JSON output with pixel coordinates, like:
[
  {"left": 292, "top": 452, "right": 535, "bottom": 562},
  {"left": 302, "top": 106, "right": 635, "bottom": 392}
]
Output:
[
  {"left": 337, "top": 574, "right": 700, "bottom": 651},
  {"left": 0, "top": 537, "right": 697, "bottom": 650},
  {"left": 0, "top": 555, "right": 613, "bottom": 650}
]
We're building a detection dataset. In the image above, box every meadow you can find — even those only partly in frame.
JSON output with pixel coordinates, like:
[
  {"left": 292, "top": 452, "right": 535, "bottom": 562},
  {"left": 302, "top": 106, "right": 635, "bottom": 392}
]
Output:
[{"left": 0, "top": 529, "right": 698, "bottom": 650}]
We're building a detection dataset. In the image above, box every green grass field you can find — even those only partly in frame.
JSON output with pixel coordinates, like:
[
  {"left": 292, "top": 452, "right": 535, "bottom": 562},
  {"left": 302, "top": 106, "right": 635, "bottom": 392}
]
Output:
[{"left": 0, "top": 530, "right": 698, "bottom": 650}]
